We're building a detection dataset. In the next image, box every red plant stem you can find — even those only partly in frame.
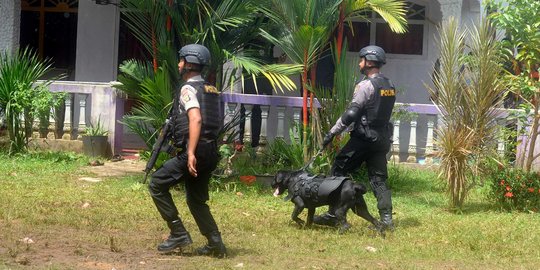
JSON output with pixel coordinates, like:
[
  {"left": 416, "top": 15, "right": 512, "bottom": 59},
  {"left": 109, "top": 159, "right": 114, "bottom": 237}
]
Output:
[
  {"left": 336, "top": 3, "right": 345, "bottom": 62},
  {"left": 167, "top": 0, "right": 172, "bottom": 32},
  {"left": 302, "top": 49, "right": 309, "bottom": 159},
  {"left": 152, "top": 27, "right": 158, "bottom": 72}
]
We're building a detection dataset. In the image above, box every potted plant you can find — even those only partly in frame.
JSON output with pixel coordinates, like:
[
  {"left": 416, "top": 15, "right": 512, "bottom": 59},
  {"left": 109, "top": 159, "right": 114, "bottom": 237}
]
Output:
[{"left": 82, "top": 116, "right": 110, "bottom": 158}]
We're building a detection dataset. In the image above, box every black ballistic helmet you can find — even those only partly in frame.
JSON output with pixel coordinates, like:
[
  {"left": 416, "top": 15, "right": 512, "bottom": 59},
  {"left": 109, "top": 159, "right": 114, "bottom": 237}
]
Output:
[
  {"left": 178, "top": 44, "right": 211, "bottom": 66},
  {"left": 359, "top": 45, "right": 386, "bottom": 65}
]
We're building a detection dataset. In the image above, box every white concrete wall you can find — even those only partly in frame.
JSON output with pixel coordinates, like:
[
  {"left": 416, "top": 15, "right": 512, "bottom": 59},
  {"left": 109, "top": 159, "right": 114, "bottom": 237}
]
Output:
[
  {"left": 75, "top": 0, "right": 120, "bottom": 82},
  {"left": 461, "top": 0, "right": 482, "bottom": 36},
  {"left": 267, "top": 0, "right": 483, "bottom": 106},
  {"left": 0, "top": 0, "right": 20, "bottom": 54}
]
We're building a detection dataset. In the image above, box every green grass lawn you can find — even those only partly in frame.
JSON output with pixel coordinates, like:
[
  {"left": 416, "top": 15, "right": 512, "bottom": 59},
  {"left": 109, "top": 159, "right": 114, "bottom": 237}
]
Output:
[{"left": 0, "top": 152, "right": 539, "bottom": 270}]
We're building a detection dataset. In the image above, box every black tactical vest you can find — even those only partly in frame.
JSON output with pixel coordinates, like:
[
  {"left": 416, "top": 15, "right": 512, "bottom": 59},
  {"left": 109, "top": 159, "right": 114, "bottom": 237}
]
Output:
[
  {"left": 171, "top": 81, "right": 222, "bottom": 147},
  {"left": 284, "top": 173, "right": 349, "bottom": 203},
  {"left": 358, "top": 75, "right": 396, "bottom": 127}
]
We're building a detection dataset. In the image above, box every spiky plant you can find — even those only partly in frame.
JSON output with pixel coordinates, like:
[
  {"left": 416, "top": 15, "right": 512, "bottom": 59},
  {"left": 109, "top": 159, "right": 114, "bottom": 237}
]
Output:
[
  {"left": 429, "top": 17, "right": 505, "bottom": 209},
  {"left": 0, "top": 48, "right": 55, "bottom": 154},
  {"left": 311, "top": 41, "right": 358, "bottom": 164}
]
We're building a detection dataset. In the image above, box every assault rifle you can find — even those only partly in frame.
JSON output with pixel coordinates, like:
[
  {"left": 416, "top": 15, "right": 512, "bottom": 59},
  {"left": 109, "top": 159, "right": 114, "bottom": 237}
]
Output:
[{"left": 143, "top": 119, "right": 173, "bottom": 183}]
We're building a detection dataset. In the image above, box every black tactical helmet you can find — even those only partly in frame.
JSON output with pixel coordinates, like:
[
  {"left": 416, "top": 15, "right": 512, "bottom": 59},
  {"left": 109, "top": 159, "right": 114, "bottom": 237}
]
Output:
[
  {"left": 178, "top": 44, "right": 211, "bottom": 66},
  {"left": 359, "top": 45, "right": 386, "bottom": 65}
]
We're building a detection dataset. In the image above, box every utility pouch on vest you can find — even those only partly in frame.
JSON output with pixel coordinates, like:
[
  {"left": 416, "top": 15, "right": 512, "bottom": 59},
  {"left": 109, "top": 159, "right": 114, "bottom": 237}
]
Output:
[{"left": 359, "top": 115, "right": 378, "bottom": 142}]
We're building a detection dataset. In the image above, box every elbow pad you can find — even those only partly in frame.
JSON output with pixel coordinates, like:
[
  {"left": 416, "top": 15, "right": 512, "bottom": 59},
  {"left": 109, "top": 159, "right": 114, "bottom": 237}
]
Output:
[{"left": 340, "top": 105, "right": 361, "bottom": 126}]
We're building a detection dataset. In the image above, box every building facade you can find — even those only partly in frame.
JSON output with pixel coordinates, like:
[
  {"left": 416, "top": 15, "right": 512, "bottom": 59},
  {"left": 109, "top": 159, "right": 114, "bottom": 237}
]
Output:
[
  {"left": 0, "top": 0, "right": 483, "bottom": 155},
  {"left": 1, "top": 0, "right": 482, "bottom": 97}
]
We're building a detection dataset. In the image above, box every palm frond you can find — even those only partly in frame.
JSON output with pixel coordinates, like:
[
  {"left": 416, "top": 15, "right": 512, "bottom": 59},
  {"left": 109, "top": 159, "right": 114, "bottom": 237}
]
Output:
[{"left": 365, "top": 0, "right": 407, "bottom": 33}]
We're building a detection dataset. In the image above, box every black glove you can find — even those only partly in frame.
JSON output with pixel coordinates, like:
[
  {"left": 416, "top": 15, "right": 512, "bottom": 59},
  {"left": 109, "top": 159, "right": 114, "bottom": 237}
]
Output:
[{"left": 322, "top": 133, "right": 334, "bottom": 148}]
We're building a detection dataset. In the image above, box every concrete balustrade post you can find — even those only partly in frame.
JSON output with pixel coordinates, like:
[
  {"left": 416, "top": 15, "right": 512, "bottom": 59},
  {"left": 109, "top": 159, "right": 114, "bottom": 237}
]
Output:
[
  {"left": 425, "top": 116, "right": 435, "bottom": 164},
  {"left": 260, "top": 105, "right": 269, "bottom": 144},
  {"left": 391, "top": 120, "right": 400, "bottom": 163},
  {"left": 407, "top": 118, "right": 418, "bottom": 163}
]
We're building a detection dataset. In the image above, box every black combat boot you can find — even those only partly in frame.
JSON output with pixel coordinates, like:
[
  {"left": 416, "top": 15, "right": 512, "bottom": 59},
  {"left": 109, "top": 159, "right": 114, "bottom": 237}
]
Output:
[
  {"left": 313, "top": 212, "right": 339, "bottom": 227},
  {"left": 379, "top": 210, "right": 394, "bottom": 231},
  {"left": 157, "top": 219, "right": 193, "bottom": 252},
  {"left": 195, "top": 231, "right": 227, "bottom": 258}
]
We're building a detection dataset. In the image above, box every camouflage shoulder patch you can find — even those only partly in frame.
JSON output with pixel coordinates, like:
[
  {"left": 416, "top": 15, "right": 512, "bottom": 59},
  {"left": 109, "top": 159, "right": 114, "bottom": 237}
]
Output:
[{"left": 181, "top": 91, "right": 191, "bottom": 103}]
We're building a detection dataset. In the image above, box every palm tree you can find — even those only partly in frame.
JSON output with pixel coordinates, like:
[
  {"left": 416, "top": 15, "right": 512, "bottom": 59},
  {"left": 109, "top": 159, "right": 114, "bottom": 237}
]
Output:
[
  {"left": 116, "top": 0, "right": 301, "bottom": 147},
  {"left": 258, "top": 0, "right": 407, "bottom": 160}
]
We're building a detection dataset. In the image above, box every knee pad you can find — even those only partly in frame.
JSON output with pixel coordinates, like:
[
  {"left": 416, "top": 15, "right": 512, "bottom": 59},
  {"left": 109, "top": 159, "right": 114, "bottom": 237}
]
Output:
[
  {"left": 369, "top": 176, "right": 389, "bottom": 194},
  {"left": 148, "top": 181, "right": 164, "bottom": 197},
  {"left": 370, "top": 177, "right": 392, "bottom": 211}
]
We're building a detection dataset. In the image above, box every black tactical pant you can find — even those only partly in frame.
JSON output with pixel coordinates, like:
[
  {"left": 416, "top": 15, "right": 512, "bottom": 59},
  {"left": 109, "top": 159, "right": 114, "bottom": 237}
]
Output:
[
  {"left": 149, "top": 141, "right": 220, "bottom": 236},
  {"left": 238, "top": 104, "right": 262, "bottom": 147},
  {"left": 330, "top": 132, "right": 393, "bottom": 213}
]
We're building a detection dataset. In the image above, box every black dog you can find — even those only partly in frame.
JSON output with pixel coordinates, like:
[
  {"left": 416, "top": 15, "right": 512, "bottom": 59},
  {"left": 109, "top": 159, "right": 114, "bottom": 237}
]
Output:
[{"left": 272, "top": 170, "right": 384, "bottom": 234}]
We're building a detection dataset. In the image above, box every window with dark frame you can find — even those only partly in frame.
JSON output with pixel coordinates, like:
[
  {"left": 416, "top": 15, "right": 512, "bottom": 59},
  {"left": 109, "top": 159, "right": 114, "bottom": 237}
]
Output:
[
  {"left": 345, "top": 1, "right": 427, "bottom": 56},
  {"left": 117, "top": 14, "right": 150, "bottom": 65},
  {"left": 343, "top": 21, "right": 371, "bottom": 52}
]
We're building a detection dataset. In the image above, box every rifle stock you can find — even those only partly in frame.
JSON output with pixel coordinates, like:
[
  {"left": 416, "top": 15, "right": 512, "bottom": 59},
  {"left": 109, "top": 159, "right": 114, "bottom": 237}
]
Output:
[{"left": 143, "top": 119, "right": 172, "bottom": 183}]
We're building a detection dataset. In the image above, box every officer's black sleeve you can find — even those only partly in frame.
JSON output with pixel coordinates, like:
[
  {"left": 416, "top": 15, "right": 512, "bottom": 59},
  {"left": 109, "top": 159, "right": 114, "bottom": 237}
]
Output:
[{"left": 340, "top": 104, "right": 361, "bottom": 126}]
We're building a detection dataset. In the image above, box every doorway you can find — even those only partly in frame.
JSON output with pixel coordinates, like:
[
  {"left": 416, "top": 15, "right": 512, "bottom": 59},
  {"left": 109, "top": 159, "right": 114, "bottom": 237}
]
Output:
[{"left": 20, "top": 0, "right": 78, "bottom": 80}]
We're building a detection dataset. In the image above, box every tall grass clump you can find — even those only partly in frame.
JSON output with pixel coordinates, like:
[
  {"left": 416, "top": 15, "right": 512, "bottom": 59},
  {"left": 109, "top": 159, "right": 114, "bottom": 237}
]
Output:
[{"left": 428, "top": 17, "right": 506, "bottom": 209}]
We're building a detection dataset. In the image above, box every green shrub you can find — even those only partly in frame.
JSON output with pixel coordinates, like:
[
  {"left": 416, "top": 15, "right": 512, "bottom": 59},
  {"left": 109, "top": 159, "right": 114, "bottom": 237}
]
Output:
[{"left": 489, "top": 166, "right": 540, "bottom": 212}]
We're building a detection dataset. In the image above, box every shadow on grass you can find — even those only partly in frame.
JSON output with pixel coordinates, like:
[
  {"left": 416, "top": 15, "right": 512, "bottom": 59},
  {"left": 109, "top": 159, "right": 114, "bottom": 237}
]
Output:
[
  {"left": 396, "top": 216, "right": 422, "bottom": 229},
  {"left": 350, "top": 164, "right": 443, "bottom": 196},
  {"left": 450, "top": 202, "right": 499, "bottom": 215}
]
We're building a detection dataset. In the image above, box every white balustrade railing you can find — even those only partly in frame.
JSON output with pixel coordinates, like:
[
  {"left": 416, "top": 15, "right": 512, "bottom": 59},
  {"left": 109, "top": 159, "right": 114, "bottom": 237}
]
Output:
[
  {"left": 47, "top": 81, "right": 125, "bottom": 155},
  {"left": 40, "top": 84, "right": 516, "bottom": 164}
]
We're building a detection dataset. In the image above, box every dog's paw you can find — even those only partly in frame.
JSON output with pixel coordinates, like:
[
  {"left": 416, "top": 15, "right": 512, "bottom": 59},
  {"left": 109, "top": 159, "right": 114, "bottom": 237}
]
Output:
[
  {"left": 337, "top": 222, "right": 352, "bottom": 234},
  {"left": 367, "top": 223, "right": 387, "bottom": 238},
  {"left": 293, "top": 219, "right": 305, "bottom": 227}
]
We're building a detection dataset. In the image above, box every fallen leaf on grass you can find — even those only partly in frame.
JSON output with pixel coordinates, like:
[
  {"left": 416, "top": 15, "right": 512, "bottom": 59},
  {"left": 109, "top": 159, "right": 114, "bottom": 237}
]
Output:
[
  {"left": 79, "top": 177, "right": 102, "bottom": 183},
  {"left": 365, "top": 246, "right": 377, "bottom": 252},
  {"left": 19, "top": 237, "right": 34, "bottom": 244},
  {"left": 88, "top": 160, "right": 104, "bottom": 166},
  {"left": 234, "top": 262, "right": 244, "bottom": 268}
]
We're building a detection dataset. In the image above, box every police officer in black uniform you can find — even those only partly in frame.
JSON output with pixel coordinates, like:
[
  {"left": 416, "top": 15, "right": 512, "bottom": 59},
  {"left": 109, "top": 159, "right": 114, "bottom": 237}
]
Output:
[
  {"left": 314, "top": 45, "right": 396, "bottom": 230},
  {"left": 148, "top": 44, "right": 227, "bottom": 258}
]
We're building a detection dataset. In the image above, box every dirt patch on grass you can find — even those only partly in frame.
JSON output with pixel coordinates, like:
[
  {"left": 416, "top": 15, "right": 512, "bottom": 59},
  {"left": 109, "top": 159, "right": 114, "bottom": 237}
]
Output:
[
  {"left": 84, "top": 159, "right": 146, "bottom": 178},
  {"left": 0, "top": 224, "right": 188, "bottom": 270}
]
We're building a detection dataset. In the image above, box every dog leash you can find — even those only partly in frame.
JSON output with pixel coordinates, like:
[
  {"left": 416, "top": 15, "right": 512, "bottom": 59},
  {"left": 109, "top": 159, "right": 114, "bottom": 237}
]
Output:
[{"left": 300, "top": 148, "right": 324, "bottom": 171}]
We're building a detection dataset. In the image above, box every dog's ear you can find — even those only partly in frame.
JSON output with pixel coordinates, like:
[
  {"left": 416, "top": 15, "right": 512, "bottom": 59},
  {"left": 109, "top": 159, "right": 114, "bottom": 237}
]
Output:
[{"left": 273, "top": 171, "right": 285, "bottom": 185}]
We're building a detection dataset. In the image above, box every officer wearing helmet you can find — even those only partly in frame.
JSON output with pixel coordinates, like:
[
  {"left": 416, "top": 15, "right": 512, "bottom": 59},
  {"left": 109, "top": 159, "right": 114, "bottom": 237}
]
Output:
[
  {"left": 148, "top": 44, "right": 227, "bottom": 258},
  {"left": 314, "top": 45, "right": 396, "bottom": 230}
]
